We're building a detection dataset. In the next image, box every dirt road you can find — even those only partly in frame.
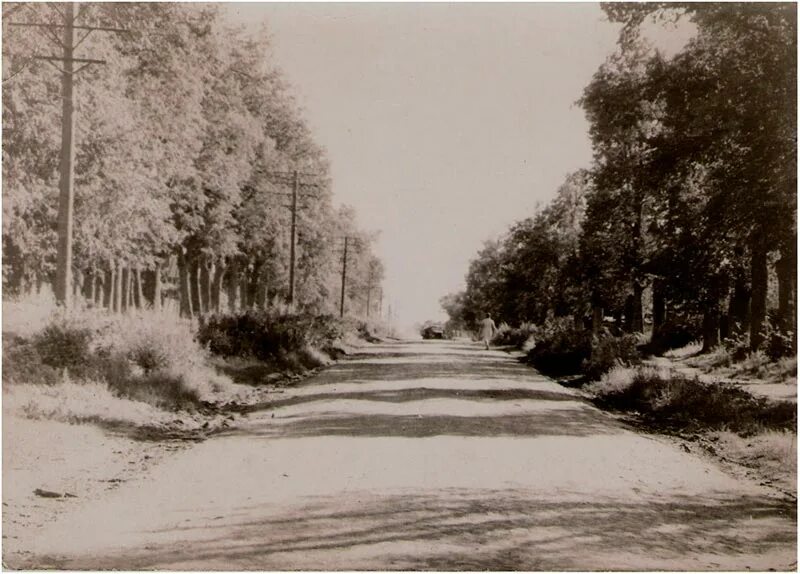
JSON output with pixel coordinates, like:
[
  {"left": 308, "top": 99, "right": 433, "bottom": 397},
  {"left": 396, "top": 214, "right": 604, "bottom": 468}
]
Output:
[{"left": 9, "top": 340, "right": 797, "bottom": 570}]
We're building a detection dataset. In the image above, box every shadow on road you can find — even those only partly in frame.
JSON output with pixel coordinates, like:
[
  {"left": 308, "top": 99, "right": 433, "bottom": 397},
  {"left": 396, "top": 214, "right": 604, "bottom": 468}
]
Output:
[
  {"left": 43, "top": 490, "right": 796, "bottom": 570},
  {"left": 214, "top": 340, "right": 624, "bottom": 439}
]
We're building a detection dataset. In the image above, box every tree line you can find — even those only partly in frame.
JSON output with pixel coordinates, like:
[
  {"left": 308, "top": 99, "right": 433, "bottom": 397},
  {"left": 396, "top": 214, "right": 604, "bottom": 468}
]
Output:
[
  {"left": 443, "top": 3, "right": 796, "bottom": 354},
  {"left": 3, "top": 3, "right": 385, "bottom": 318}
]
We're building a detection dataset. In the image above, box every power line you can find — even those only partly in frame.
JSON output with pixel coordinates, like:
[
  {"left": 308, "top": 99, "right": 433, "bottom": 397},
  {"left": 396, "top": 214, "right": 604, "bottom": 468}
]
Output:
[
  {"left": 6, "top": 3, "right": 129, "bottom": 308},
  {"left": 261, "top": 170, "right": 323, "bottom": 307}
]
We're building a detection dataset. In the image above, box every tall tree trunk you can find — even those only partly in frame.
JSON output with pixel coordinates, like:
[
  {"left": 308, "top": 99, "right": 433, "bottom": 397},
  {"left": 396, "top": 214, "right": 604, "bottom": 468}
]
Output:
[
  {"left": 178, "top": 252, "right": 193, "bottom": 319},
  {"left": 240, "top": 271, "right": 250, "bottom": 310},
  {"left": 120, "top": 267, "right": 130, "bottom": 313},
  {"left": 134, "top": 267, "right": 143, "bottom": 310},
  {"left": 141, "top": 269, "right": 155, "bottom": 307},
  {"left": 256, "top": 268, "right": 268, "bottom": 310},
  {"left": 83, "top": 269, "right": 94, "bottom": 304},
  {"left": 189, "top": 258, "right": 202, "bottom": 316},
  {"left": 199, "top": 260, "right": 211, "bottom": 314},
  {"left": 652, "top": 279, "right": 665, "bottom": 342},
  {"left": 750, "top": 237, "right": 768, "bottom": 351},
  {"left": 776, "top": 253, "right": 795, "bottom": 333},
  {"left": 591, "top": 306, "right": 603, "bottom": 336},
  {"left": 729, "top": 274, "right": 751, "bottom": 336},
  {"left": 211, "top": 263, "right": 225, "bottom": 313},
  {"left": 4, "top": 238, "right": 25, "bottom": 296},
  {"left": 702, "top": 304, "right": 721, "bottom": 352},
  {"left": 631, "top": 281, "right": 644, "bottom": 333},
  {"left": 153, "top": 265, "right": 162, "bottom": 312},
  {"left": 94, "top": 273, "right": 102, "bottom": 306},
  {"left": 72, "top": 272, "right": 82, "bottom": 301},
  {"left": 103, "top": 266, "right": 113, "bottom": 309},
  {"left": 226, "top": 259, "right": 239, "bottom": 313},
  {"left": 113, "top": 262, "right": 122, "bottom": 313},
  {"left": 247, "top": 260, "right": 263, "bottom": 309}
]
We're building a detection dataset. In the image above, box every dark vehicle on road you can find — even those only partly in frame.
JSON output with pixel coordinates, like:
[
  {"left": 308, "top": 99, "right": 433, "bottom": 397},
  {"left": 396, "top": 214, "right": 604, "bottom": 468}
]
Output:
[{"left": 421, "top": 322, "right": 446, "bottom": 340}]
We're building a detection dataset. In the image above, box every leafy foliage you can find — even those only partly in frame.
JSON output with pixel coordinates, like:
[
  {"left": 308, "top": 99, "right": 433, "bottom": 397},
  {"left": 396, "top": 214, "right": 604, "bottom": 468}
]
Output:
[
  {"left": 442, "top": 4, "right": 795, "bottom": 365},
  {"left": 2, "top": 4, "right": 384, "bottom": 318},
  {"left": 196, "top": 311, "right": 347, "bottom": 361}
]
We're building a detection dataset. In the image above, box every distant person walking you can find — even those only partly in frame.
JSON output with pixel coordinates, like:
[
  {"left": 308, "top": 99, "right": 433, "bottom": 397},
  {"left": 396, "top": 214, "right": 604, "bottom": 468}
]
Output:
[{"left": 479, "top": 314, "right": 497, "bottom": 350}]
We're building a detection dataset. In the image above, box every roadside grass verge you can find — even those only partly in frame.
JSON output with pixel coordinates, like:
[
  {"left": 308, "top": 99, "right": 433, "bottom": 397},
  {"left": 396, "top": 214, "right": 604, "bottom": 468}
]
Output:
[
  {"left": 711, "top": 429, "right": 797, "bottom": 491},
  {"left": 3, "top": 302, "right": 250, "bottom": 433},
  {"left": 585, "top": 365, "right": 797, "bottom": 494},
  {"left": 587, "top": 366, "right": 796, "bottom": 436},
  {"left": 684, "top": 347, "right": 798, "bottom": 386}
]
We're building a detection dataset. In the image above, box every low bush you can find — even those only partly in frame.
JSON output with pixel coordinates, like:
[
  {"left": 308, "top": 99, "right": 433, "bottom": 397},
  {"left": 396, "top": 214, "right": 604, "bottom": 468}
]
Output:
[
  {"left": 492, "top": 322, "right": 537, "bottom": 349},
  {"left": 33, "top": 319, "right": 94, "bottom": 372},
  {"left": 525, "top": 319, "right": 640, "bottom": 380},
  {"left": 582, "top": 334, "right": 640, "bottom": 381},
  {"left": 722, "top": 330, "right": 751, "bottom": 362},
  {"left": 2, "top": 335, "right": 62, "bottom": 386},
  {"left": 592, "top": 368, "right": 796, "bottom": 435},
  {"left": 525, "top": 320, "right": 590, "bottom": 377},
  {"left": 197, "top": 311, "right": 346, "bottom": 362},
  {"left": 4, "top": 309, "right": 238, "bottom": 414}
]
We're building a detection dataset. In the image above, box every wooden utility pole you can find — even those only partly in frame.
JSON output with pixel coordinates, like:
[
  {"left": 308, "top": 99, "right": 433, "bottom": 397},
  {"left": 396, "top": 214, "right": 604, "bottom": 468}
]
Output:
[
  {"left": 288, "top": 170, "right": 299, "bottom": 306},
  {"left": 366, "top": 267, "right": 373, "bottom": 318},
  {"left": 8, "top": 4, "right": 124, "bottom": 308},
  {"left": 259, "top": 169, "right": 320, "bottom": 307},
  {"left": 340, "top": 237, "right": 349, "bottom": 318},
  {"left": 54, "top": 2, "right": 77, "bottom": 308}
]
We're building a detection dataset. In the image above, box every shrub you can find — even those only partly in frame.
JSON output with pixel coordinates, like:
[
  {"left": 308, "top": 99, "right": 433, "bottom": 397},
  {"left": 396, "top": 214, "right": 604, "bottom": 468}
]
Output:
[
  {"left": 492, "top": 322, "right": 537, "bottom": 349},
  {"left": 648, "top": 317, "right": 701, "bottom": 355},
  {"left": 723, "top": 330, "right": 751, "bottom": 362},
  {"left": 6, "top": 309, "right": 237, "bottom": 414},
  {"left": 581, "top": 333, "right": 641, "bottom": 381},
  {"left": 525, "top": 319, "right": 590, "bottom": 377},
  {"left": 592, "top": 368, "right": 796, "bottom": 435},
  {"left": 197, "top": 311, "right": 347, "bottom": 362},
  {"left": 32, "top": 319, "right": 93, "bottom": 371},
  {"left": 762, "top": 313, "right": 795, "bottom": 360},
  {"left": 108, "top": 370, "right": 202, "bottom": 411},
  {"left": 2, "top": 335, "right": 61, "bottom": 386},
  {"left": 526, "top": 319, "right": 641, "bottom": 380}
]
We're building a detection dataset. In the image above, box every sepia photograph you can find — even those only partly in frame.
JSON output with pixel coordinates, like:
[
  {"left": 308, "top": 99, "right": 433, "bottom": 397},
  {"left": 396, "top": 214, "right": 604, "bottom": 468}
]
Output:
[{"left": 1, "top": 1, "right": 797, "bottom": 570}]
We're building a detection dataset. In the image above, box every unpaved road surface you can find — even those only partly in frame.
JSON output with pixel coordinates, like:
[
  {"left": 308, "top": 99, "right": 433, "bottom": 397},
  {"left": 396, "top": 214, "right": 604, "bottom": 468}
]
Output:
[{"left": 7, "top": 341, "right": 797, "bottom": 570}]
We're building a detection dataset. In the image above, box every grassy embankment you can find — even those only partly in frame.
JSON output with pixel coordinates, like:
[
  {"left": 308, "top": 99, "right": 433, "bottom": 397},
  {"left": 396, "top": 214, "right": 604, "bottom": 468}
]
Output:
[
  {"left": 493, "top": 320, "right": 797, "bottom": 494},
  {"left": 3, "top": 293, "right": 386, "bottom": 437}
]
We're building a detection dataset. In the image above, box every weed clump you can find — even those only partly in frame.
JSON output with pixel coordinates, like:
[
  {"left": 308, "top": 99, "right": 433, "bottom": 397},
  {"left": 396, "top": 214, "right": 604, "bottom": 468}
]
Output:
[{"left": 591, "top": 368, "right": 796, "bottom": 435}]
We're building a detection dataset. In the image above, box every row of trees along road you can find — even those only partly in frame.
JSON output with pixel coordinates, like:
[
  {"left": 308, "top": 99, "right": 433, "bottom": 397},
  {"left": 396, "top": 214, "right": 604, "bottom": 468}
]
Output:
[
  {"left": 443, "top": 3, "right": 796, "bottom": 353},
  {"left": 3, "top": 3, "right": 385, "bottom": 318}
]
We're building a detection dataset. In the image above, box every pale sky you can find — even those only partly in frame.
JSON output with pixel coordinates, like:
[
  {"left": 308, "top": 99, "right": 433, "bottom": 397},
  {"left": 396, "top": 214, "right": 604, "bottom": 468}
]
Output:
[{"left": 223, "top": 3, "right": 693, "bottom": 328}]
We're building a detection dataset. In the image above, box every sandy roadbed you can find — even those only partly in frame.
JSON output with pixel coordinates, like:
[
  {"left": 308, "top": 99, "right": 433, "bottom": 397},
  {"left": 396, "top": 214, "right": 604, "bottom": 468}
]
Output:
[{"left": 5, "top": 341, "right": 797, "bottom": 570}]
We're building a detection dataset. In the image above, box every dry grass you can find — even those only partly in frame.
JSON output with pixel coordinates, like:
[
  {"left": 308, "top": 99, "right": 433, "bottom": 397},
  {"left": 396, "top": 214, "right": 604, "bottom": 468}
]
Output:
[
  {"left": 4, "top": 377, "right": 175, "bottom": 429},
  {"left": 2, "top": 296, "right": 250, "bottom": 428},
  {"left": 669, "top": 342, "right": 796, "bottom": 387},
  {"left": 587, "top": 366, "right": 796, "bottom": 435},
  {"left": 663, "top": 341, "right": 702, "bottom": 359},
  {"left": 711, "top": 429, "right": 797, "bottom": 493}
]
